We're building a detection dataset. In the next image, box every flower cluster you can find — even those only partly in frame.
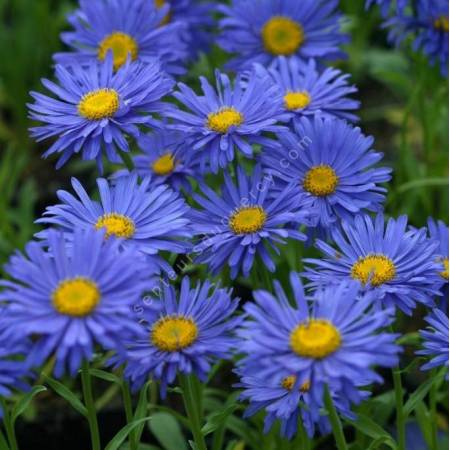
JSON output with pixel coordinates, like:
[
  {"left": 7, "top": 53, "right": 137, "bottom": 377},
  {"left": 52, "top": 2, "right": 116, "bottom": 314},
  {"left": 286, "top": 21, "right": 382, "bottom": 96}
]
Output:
[{"left": 0, "top": 0, "right": 447, "bottom": 447}]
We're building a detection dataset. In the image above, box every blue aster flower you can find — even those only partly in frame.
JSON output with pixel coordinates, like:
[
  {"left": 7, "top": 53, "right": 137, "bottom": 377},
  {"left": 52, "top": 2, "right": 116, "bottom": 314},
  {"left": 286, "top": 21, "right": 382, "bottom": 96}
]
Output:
[
  {"left": 428, "top": 218, "right": 449, "bottom": 285},
  {"left": 112, "top": 129, "right": 201, "bottom": 192},
  {"left": 386, "top": 0, "right": 449, "bottom": 76},
  {"left": 189, "top": 165, "right": 310, "bottom": 279},
  {"left": 217, "top": 0, "right": 348, "bottom": 72},
  {"left": 0, "top": 336, "right": 32, "bottom": 417},
  {"left": 304, "top": 214, "right": 443, "bottom": 314},
  {"left": 28, "top": 56, "right": 174, "bottom": 172},
  {"left": 254, "top": 58, "right": 360, "bottom": 122},
  {"left": 238, "top": 273, "right": 400, "bottom": 432},
  {"left": 54, "top": 0, "right": 188, "bottom": 75},
  {"left": 236, "top": 364, "right": 367, "bottom": 439},
  {"left": 417, "top": 309, "right": 449, "bottom": 377},
  {"left": 167, "top": 69, "right": 290, "bottom": 173},
  {"left": 0, "top": 229, "right": 149, "bottom": 377},
  {"left": 261, "top": 117, "right": 391, "bottom": 231},
  {"left": 36, "top": 174, "right": 192, "bottom": 265},
  {"left": 153, "top": 0, "right": 215, "bottom": 60},
  {"left": 115, "top": 277, "right": 240, "bottom": 394}
]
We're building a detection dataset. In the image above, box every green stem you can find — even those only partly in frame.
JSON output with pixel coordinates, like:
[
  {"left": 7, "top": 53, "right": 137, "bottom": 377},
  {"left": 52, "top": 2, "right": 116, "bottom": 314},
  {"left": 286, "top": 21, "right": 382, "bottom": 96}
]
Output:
[
  {"left": 179, "top": 375, "right": 207, "bottom": 450},
  {"left": 122, "top": 381, "right": 138, "bottom": 450},
  {"left": 0, "top": 429, "right": 10, "bottom": 450},
  {"left": 323, "top": 385, "right": 348, "bottom": 450},
  {"left": 0, "top": 398, "right": 18, "bottom": 450},
  {"left": 429, "top": 372, "right": 438, "bottom": 450},
  {"left": 392, "top": 368, "right": 405, "bottom": 450},
  {"left": 81, "top": 361, "right": 101, "bottom": 450}
]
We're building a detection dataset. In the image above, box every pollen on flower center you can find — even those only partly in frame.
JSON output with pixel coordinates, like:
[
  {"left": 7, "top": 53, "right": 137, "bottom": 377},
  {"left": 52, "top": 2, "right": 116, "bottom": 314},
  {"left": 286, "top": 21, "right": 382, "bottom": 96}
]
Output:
[
  {"left": 152, "top": 153, "right": 176, "bottom": 176},
  {"left": 98, "top": 32, "right": 138, "bottom": 70},
  {"left": 78, "top": 89, "right": 120, "bottom": 120},
  {"left": 290, "top": 319, "right": 341, "bottom": 359},
  {"left": 303, "top": 165, "right": 339, "bottom": 196},
  {"left": 52, "top": 277, "right": 100, "bottom": 317},
  {"left": 284, "top": 91, "right": 311, "bottom": 110},
  {"left": 262, "top": 16, "right": 304, "bottom": 56},
  {"left": 151, "top": 315, "right": 198, "bottom": 352},
  {"left": 95, "top": 213, "right": 135, "bottom": 239},
  {"left": 434, "top": 16, "right": 449, "bottom": 32},
  {"left": 440, "top": 257, "right": 449, "bottom": 280},
  {"left": 207, "top": 107, "right": 244, "bottom": 134},
  {"left": 229, "top": 206, "right": 267, "bottom": 234},
  {"left": 281, "top": 375, "right": 310, "bottom": 392},
  {"left": 351, "top": 254, "right": 397, "bottom": 287}
]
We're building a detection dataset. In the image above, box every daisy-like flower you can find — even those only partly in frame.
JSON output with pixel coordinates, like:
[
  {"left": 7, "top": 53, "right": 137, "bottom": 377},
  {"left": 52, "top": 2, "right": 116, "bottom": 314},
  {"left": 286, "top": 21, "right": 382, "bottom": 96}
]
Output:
[
  {"left": 167, "top": 69, "right": 290, "bottom": 173},
  {"left": 255, "top": 58, "right": 360, "bottom": 122},
  {"left": 54, "top": 0, "right": 188, "bottom": 74},
  {"left": 113, "top": 129, "right": 201, "bottom": 192},
  {"left": 236, "top": 365, "right": 366, "bottom": 439},
  {"left": 238, "top": 273, "right": 400, "bottom": 428},
  {"left": 217, "top": 0, "right": 348, "bottom": 72},
  {"left": 37, "top": 174, "right": 192, "bottom": 261},
  {"left": 189, "top": 165, "right": 310, "bottom": 279},
  {"left": 304, "top": 214, "right": 443, "bottom": 314},
  {"left": 386, "top": 0, "right": 449, "bottom": 76},
  {"left": 428, "top": 218, "right": 449, "bottom": 291},
  {"left": 116, "top": 277, "right": 240, "bottom": 393},
  {"left": 417, "top": 309, "right": 449, "bottom": 377},
  {"left": 153, "top": 0, "right": 215, "bottom": 60},
  {"left": 28, "top": 56, "right": 174, "bottom": 172},
  {"left": 261, "top": 117, "right": 391, "bottom": 231},
  {"left": 0, "top": 337, "right": 32, "bottom": 417},
  {"left": 0, "top": 229, "right": 149, "bottom": 377}
]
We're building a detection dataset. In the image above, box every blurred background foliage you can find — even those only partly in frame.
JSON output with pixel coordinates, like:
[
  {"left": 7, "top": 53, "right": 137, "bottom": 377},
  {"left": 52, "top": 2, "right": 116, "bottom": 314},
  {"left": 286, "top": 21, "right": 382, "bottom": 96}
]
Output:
[{"left": 0, "top": 0, "right": 448, "bottom": 448}]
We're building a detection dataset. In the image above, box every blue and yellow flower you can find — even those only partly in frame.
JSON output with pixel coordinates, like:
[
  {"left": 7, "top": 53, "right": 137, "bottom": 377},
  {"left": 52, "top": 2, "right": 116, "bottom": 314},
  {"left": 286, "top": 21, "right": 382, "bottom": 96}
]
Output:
[
  {"left": 55, "top": 0, "right": 188, "bottom": 74},
  {"left": 168, "top": 69, "right": 289, "bottom": 173},
  {"left": 262, "top": 117, "right": 391, "bottom": 231},
  {"left": 190, "top": 165, "right": 310, "bottom": 279},
  {"left": 237, "top": 273, "right": 399, "bottom": 438},
  {"left": 37, "top": 174, "right": 192, "bottom": 261},
  {"left": 255, "top": 58, "right": 360, "bottom": 122},
  {"left": 28, "top": 56, "right": 174, "bottom": 171},
  {"left": 0, "top": 229, "right": 149, "bottom": 377},
  {"left": 116, "top": 277, "right": 240, "bottom": 394},
  {"left": 217, "top": 0, "right": 347, "bottom": 72},
  {"left": 305, "top": 214, "right": 443, "bottom": 314}
]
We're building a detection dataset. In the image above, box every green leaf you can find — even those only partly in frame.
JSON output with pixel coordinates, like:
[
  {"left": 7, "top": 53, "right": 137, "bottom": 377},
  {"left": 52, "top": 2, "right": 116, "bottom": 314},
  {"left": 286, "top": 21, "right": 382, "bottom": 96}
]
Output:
[
  {"left": 105, "top": 417, "right": 153, "bottom": 450},
  {"left": 120, "top": 444, "right": 161, "bottom": 450},
  {"left": 348, "top": 413, "right": 396, "bottom": 448},
  {"left": 148, "top": 412, "right": 188, "bottom": 450},
  {"left": 366, "top": 436, "right": 397, "bottom": 450},
  {"left": 89, "top": 368, "right": 121, "bottom": 384},
  {"left": 403, "top": 372, "right": 444, "bottom": 416},
  {"left": 11, "top": 385, "right": 47, "bottom": 423},
  {"left": 43, "top": 375, "right": 87, "bottom": 417},
  {"left": 188, "top": 442, "right": 198, "bottom": 450},
  {"left": 201, "top": 403, "right": 238, "bottom": 437}
]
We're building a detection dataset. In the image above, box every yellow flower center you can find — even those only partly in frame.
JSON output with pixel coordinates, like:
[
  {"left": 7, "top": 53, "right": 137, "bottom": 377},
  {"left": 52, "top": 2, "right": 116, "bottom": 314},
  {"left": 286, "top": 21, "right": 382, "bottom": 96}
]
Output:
[
  {"left": 229, "top": 206, "right": 267, "bottom": 234},
  {"left": 262, "top": 16, "right": 304, "bottom": 56},
  {"left": 281, "top": 375, "right": 310, "bottom": 392},
  {"left": 284, "top": 91, "right": 311, "bottom": 110},
  {"left": 434, "top": 16, "right": 449, "bottom": 32},
  {"left": 290, "top": 319, "right": 341, "bottom": 359},
  {"left": 351, "top": 254, "right": 397, "bottom": 287},
  {"left": 151, "top": 316, "right": 198, "bottom": 352},
  {"left": 207, "top": 107, "right": 244, "bottom": 134},
  {"left": 52, "top": 277, "right": 100, "bottom": 317},
  {"left": 303, "top": 165, "right": 339, "bottom": 197},
  {"left": 152, "top": 153, "right": 176, "bottom": 176},
  {"left": 155, "top": 0, "right": 171, "bottom": 25},
  {"left": 98, "top": 32, "right": 139, "bottom": 70},
  {"left": 95, "top": 213, "right": 135, "bottom": 239},
  {"left": 78, "top": 89, "right": 120, "bottom": 121},
  {"left": 440, "top": 257, "right": 449, "bottom": 280}
]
